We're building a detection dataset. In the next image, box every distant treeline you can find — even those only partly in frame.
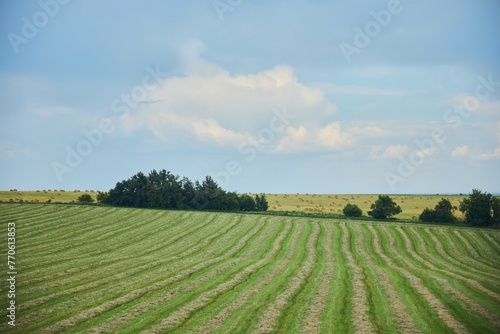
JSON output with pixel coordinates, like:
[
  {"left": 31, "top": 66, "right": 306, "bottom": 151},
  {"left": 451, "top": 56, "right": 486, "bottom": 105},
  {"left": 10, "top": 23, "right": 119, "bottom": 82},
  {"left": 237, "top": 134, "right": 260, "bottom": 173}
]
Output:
[{"left": 99, "top": 169, "right": 268, "bottom": 212}]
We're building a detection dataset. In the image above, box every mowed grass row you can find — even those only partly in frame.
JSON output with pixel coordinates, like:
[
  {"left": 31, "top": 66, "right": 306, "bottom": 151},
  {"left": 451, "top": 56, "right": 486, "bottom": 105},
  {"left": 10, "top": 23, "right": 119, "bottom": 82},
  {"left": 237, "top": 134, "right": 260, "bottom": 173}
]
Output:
[{"left": 0, "top": 204, "right": 499, "bottom": 333}]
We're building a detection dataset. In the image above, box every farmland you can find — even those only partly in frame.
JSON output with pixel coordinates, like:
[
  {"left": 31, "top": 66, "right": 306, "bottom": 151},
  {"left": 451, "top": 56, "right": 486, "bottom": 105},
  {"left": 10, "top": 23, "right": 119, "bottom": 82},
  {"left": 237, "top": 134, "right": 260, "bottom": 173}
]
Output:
[
  {"left": 0, "top": 204, "right": 499, "bottom": 333},
  {"left": 0, "top": 191, "right": 468, "bottom": 220},
  {"left": 264, "top": 194, "right": 467, "bottom": 220}
]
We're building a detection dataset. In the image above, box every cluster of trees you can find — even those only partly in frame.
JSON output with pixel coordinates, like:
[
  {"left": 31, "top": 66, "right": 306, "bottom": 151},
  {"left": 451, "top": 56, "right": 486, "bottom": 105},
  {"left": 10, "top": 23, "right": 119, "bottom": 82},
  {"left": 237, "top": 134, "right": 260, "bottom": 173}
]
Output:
[
  {"left": 419, "top": 189, "right": 499, "bottom": 226},
  {"left": 368, "top": 195, "right": 402, "bottom": 219},
  {"left": 341, "top": 190, "right": 499, "bottom": 226},
  {"left": 419, "top": 198, "right": 456, "bottom": 224},
  {"left": 458, "top": 189, "right": 499, "bottom": 226},
  {"left": 96, "top": 169, "right": 268, "bottom": 212},
  {"left": 343, "top": 195, "right": 402, "bottom": 219}
]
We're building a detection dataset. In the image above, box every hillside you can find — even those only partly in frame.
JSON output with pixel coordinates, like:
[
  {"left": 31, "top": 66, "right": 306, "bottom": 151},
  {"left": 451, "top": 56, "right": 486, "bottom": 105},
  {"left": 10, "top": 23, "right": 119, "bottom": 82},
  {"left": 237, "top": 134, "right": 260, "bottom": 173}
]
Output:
[{"left": 0, "top": 204, "right": 499, "bottom": 333}]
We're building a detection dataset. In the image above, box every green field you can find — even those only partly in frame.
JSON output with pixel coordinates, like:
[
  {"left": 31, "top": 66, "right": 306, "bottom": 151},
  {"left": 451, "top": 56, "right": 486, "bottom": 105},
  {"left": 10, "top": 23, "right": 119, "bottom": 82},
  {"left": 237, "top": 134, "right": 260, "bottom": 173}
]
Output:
[
  {"left": 0, "top": 190, "right": 98, "bottom": 204},
  {"left": 0, "top": 191, "right": 468, "bottom": 221},
  {"left": 0, "top": 204, "right": 499, "bottom": 333},
  {"left": 264, "top": 194, "right": 467, "bottom": 220}
]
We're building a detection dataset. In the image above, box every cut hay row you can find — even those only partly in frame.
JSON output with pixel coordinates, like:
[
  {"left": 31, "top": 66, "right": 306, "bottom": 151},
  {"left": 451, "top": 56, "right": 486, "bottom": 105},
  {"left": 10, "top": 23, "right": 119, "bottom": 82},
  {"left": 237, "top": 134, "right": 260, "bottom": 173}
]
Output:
[
  {"left": 37, "top": 216, "right": 265, "bottom": 334},
  {"left": 0, "top": 204, "right": 499, "bottom": 333},
  {"left": 18, "top": 212, "right": 201, "bottom": 294},
  {"left": 463, "top": 231, "right": 500, "bottom": 263},
  {"left": 253, "top": 222, "right": 320, "bottom": 334},
  {"left": 91, "top": 217, "right": 280, "bottom": 333},
  {"left": 199, "top": 220, "right": 306, "bottom": 334},
  {"left": 145, "top": 220, "right": 296, "bottom": 333},
  {"left": 398, "top": 226, "right": 500, "bottom": 300},
  {"left": 378, "top": 225, "right": 471, "bottom": 333},
  {"left": 423, "top": 228, "right": 500, "bottom": 284},
  {"left": 20, "top": 215, "right": 253, "bottom": 332},
  {"left": 300, "top": 222, "right": 333, "bottom": 334},
  {"left": 18, "top": 213, "right": 228, "bottom": 309},
  {"left": 358, "top": 224, "right": 420, "bottom": 333},
  {"left": 340, "top": 222, "right": 375, "bottom": 334},
  {"left": 393, "top": 226, "right": 500, "bottom": 330},
  {"left": 196, "top": 220, "right": 299, "bottom": 334}
]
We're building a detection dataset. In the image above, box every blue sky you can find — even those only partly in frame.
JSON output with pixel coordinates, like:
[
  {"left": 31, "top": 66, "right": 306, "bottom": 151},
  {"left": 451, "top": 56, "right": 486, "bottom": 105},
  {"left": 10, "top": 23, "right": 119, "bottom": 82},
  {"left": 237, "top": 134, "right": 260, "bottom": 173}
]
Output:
[{"left": 1, "top": 0, "right": 499, "bottom": 194}]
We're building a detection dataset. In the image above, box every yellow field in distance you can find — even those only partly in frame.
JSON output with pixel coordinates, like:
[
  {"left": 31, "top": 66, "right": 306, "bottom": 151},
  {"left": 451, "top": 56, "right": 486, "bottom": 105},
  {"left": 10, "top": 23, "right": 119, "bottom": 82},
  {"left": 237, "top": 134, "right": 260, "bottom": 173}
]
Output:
[{"left": 0, "top": 190, "right": 468, "bottom": 220}]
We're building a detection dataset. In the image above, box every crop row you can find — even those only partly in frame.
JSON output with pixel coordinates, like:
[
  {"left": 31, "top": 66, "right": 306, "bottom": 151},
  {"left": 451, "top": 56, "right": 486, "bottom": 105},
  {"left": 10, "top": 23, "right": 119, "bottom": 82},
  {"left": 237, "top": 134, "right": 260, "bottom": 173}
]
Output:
[{"left": 0, "top": 204, "right": 498, "bottom": 333}]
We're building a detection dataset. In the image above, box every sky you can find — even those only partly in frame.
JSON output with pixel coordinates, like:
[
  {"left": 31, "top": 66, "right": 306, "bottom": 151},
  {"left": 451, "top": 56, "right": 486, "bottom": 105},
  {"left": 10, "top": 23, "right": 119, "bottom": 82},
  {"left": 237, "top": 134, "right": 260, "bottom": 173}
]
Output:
[{"left": 0, "top": 0, "right": 499, "bottom": 194}]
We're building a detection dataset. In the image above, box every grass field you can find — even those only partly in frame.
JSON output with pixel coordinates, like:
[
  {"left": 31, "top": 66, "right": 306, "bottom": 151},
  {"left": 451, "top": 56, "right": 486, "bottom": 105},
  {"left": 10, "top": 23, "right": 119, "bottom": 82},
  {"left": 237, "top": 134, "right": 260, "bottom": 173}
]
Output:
[
  {"left": 0, "top": 191, "right": 468, "bottom": 220},
  {"left": 0, "top": 190, "right": 98, "bottom": 204},
  {"left": 264, "top": 193, "right": 467, "bottom": 220},
  {"left": 0, "top": 204, "right": 499, "bottom": 333}
]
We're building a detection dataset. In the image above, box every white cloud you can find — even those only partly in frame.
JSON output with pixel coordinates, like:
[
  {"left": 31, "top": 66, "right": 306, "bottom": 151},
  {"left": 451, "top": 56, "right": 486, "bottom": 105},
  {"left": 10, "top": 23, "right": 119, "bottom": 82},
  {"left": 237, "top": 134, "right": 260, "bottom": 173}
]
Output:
[
  {"left": 381, "top": 145, "right": 408, "bottom": 159},
  {"left": 317, "top": 123, "right": 354, "bottom": 149},
  {"left": 192, "top": 119, "right": 251, "bottom": 146},
  {"left": 370, "top": 144, "right": 408, "bottom": 160},
  {"left": 451, "top": 145, "right": 469, "bottom": 158},
  {"left": 275, "top": 126, "right": 308, "bottom": 152},
  {"left": 414, "top": 147, "right": 437, "bottom": 160},
  {"left": 121, "top": 43, "right": 338, "bottom": 150},
  {"left": 477, "top": 147, "right": 500, "bottom": 160}
]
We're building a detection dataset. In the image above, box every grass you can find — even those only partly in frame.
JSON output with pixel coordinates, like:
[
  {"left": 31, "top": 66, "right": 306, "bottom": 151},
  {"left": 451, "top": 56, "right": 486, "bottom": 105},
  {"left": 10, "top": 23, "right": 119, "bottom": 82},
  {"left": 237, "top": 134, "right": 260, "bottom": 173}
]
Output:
[
  {"left": 0, "top": 190, "right": 469, "bottom": 220},
  {"left": 264, "top": 193, "right": 467, "bottom": 220},
  {"left": 0, "top": 204, "right": 499, "bottom": 333}
]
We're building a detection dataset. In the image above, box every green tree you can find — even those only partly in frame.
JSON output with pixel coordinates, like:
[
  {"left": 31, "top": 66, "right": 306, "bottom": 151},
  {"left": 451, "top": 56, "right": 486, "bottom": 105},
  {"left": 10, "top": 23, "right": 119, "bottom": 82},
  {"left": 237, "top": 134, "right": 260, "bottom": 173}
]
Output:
[
  {"left": 368, "top": 195, "right": 402, "bottom": 219},
  {"left": 419, "top": 208, "right": 435, "bottom": 222},
  {"left": 434, "top": 198, "right": 456, "bottom": 223},
  {"left": 419, "top": 198, "right": 456, "bottom": 223},
  {"left": 459, "top": 189, "right": 495, "bottom": 226},
  {"left": 255, "top": 194, "right": 269, "bottom": 211},
  {"left": 343, "top": 203, "right": 362, "bottom": 217},
  {"left": 239, "top": 194, "right": 257, "bottom": 211},
  {"left": 492, "top": 197, "right": 500, "bottom": 225},
  {"left": 96, "top": 191, "right": 109, "bottom": 203},
  {"left": 77, "top": 193, "right": 94, "bottom": 203}
]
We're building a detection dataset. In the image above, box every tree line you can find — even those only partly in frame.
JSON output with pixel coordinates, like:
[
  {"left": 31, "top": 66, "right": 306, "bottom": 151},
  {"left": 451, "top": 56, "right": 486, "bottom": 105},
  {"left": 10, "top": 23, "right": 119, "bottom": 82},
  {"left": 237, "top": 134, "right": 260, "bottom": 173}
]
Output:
[
  {"left": 419, "top": 189, "right": 500, "bottom": 226},
  {"left": 342, "top": 189, "right": 499, "bottom": 227},
  {"left": 95, "top": 169, "right": 268, "bottom": 212}
]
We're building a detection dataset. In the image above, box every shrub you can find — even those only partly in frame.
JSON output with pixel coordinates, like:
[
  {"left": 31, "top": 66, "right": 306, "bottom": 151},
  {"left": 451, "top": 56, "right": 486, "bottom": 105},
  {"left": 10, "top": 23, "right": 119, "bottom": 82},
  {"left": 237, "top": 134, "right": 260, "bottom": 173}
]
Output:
[
  {"left": 343, "top": 203, "right": 362, "bottom": 217},
  {"left": 419, "top": 208, "right": 435, "bottom": 222},
  {"left": 96, "top": 191, "right": 109, "bottom": 203},
  {"left": 77, "top": 194, "right": 94, "bottom": 203}
]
